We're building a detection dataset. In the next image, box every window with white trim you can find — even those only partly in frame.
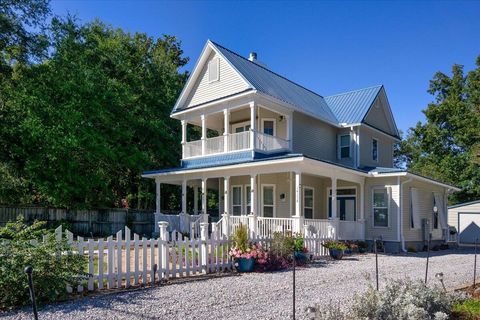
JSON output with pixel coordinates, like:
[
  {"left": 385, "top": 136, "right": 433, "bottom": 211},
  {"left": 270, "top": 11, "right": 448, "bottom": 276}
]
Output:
[
  {"left": 303, "top": 187, "right": 314, "bottom": 219},
  {"left": 373, "top": 188, "right": 388, "bottom": 227},
  {"left": 232, "top": 186, "right": 242, "bottom": 216},
  {"left": 339, "top": 134, "right": 351, "bottom": 159},
  {"left": 262, "top": 185, "right": 275, "bottom": 217},
  {"left": 262, "top": 119, "right": 275, "bottom": 136},
  {"left": 372, "top": 138, "right": 378, "bottom": 162},
  {"left": 232, "top": 121, "right": 251, "bottom": 133},
  {"left": 208, "top": 58, "right": 219, "bottom": 83}
]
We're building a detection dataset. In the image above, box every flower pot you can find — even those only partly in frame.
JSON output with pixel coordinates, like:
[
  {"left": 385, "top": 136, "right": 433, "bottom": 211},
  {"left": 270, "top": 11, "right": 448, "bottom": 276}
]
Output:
[
  {"left": 294, "top": 251, "right": 309, "bottom": 263},
  {"left": 329, "top": 248, "right": 344, "bottom": 260},
  {"left": 358, "top": 247, "right": 367, "bottom": 254},
  {"left": 236, "top": 258, "right": 255, "bottom": 272}
]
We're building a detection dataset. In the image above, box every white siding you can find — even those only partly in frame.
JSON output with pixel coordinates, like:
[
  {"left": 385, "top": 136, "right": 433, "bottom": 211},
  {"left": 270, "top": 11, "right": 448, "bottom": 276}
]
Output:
[
  {"left": 363, "top": 93, "right": 396, "bottom": 135},
  {"left": 184, "top": 52, "right": 249, "bottom": 108}
]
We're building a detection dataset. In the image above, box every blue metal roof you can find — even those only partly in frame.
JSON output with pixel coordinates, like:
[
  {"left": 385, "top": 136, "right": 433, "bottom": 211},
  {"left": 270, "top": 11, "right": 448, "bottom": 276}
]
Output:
[
  {"left": 211, "top": 41, "right": 339, "bottom": 125},
  {"left": 324, "top": 85, "right": 383, "bottom": 124},
  {"left": 448, "top": 200, "right": 480, "bottom": 209}
]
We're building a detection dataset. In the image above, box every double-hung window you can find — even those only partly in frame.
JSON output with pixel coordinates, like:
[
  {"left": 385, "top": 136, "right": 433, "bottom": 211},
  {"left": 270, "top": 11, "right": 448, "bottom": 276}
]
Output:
[
  {"left": 262, "top": 185, "right": 275, "bottom": 217},
  {"left": 339, "top": 134, "right": 351, "bottom": 159},
  {"left": 232, "top": 186, "right": 242, "bottom": 216},
  {"left": 303, "top": 187, "right": 314, "bottom": 219},
  {"left": 373, "top": 188, "right": 389, "bottom": 227}
]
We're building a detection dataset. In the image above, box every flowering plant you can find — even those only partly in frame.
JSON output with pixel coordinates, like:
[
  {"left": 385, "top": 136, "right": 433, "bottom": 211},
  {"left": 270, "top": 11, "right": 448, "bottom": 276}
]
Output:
[{"left": 229, "top": 242, "right": 267, "bottom": 261}]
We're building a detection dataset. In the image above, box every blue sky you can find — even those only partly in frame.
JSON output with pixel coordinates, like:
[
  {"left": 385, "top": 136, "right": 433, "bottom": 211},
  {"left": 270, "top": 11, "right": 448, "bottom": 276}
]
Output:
[{"left": 51, "top": 1, "right": 480, "bottom": 135}]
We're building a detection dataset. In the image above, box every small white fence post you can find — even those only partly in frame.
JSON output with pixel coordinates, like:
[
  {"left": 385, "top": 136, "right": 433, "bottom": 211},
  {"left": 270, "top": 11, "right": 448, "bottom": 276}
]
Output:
[
  {"left": 211, "top": 222, "right": 218, "bottom": 240},
  {"left": 200, "top": 222, "right": 208, "bottom": 273},
  {"left": 222, "top": 213, "right": 230, "bottom": 238},
  {"left": 248, "top": 213, "right": 257, "bottom": 239},
  {"left": 159, "top": 221, "right": 169, "bottom": 278}
]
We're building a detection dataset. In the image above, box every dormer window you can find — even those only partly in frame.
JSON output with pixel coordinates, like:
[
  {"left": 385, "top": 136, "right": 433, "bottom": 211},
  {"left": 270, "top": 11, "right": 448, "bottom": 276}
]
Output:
[
  {"left": 208, "top": 58, "right": 220, "bottom": 83},
  {"left": 339, "top": 134, "right": 351, "bottom": 159}
]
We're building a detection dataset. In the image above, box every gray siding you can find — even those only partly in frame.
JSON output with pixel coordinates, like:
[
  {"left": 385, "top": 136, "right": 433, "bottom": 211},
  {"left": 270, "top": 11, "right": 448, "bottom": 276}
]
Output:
[
  {"left": 184, "top": 51, "right": 249, "bottom": 108},
  {"left": 363, "top": 93, "right": 395, "bottom": 135},
  {"left": 359, "top": 126, "right": 394, "bottom": 168},
  {"left": 448, "top": 202, "right": 480, "bottom": 228},
  {"left": 292, "top": 111, "right": 337, "bottom": 162}
]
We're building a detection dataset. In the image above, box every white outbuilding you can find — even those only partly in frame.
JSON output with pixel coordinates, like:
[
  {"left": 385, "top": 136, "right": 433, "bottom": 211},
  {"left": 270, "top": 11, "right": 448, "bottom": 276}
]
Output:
[{"left": 448, "top": 200, "right": 480, "bottom": 244}]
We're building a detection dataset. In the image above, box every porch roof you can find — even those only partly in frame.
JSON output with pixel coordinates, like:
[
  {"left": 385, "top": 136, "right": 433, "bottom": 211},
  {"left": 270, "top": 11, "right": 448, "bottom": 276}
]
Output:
[{"left": 142, "top": 153, "right": 369, "bottom": 178}]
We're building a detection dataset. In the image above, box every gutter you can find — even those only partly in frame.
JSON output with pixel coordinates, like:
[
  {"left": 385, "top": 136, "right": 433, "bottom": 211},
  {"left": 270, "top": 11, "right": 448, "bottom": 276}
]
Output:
[{"left": 399, "top": 176, "right": 413, "bottom": 252}]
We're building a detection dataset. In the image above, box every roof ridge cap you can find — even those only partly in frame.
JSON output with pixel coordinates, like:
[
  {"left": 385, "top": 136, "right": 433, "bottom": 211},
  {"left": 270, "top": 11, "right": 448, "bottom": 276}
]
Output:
[{"left": 209, "top": 40, "right": 326, "bottom": 99}]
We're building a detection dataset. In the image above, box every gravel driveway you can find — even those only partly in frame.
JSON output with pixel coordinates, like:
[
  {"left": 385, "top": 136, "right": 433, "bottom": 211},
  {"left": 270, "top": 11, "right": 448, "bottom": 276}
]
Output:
[{"left": 2, "top": 248, "right": 478, "bottom": 320}]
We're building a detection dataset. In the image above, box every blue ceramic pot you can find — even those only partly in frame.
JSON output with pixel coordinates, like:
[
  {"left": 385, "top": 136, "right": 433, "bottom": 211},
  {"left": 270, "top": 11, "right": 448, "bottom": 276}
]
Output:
[
  {"left": 294, "top": 251, "right": 309, "bottom": 262},
  {"left": 236, "top": 258, "right": 255, "bottom": 272},
  {"left": 329, "top": 248, "right": 344, "bottom": 260}
]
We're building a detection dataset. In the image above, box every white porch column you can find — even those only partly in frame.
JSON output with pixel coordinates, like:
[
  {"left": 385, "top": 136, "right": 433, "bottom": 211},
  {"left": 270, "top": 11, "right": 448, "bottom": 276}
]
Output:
[
  {"left": 295, "top": 172, "right": 302, "bottom": 217},
  {"left": 250, "top": 102, "right": 256, "bottom": 150},
  {"left": 223, "top": 109, "right": 229, "bottom": 152},
  {"left": 155, "top": 179, "right": 161, "bottom": 214},
  {"left": 181, "top": 120, "right": 187, "bottom": 158},
  {"left": 250, "top": 174, "right": 257, "bottom": 215},
  {"left": 293, "top": 172, "right": 303, "bottom": 234},
  {"left": 181, "top": 178, "right": 187, "bottom": 214},
  {"left": 359, "top": 180, "right": 365, "bottom": 240},
  {"left": 154, "top": 179, "right": 161, "bottom": 235},
  {"left": 193, "top": 186, "right": 198, "bottom": 215},
  {"left": 224, "top": 176, "right": 230, "bottom": 214},
  {"left": 218, "top": 178, "right": 223, "bottom": 216},
  {"left": 330, "top": 177, "right": 338, "bottom": 240},
  {"left": 201, "top": 114, "right": 206, "bottom": 155},
  {"left": 201, "top": 178, "right": 207, "bottom": 217}
]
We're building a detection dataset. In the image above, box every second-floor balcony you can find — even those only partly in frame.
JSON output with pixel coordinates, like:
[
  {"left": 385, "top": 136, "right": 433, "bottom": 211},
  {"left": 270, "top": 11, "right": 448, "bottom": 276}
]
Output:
[
  {"left": 179, "top": 101, "right": 292, "bottom": 160},
  {"left": 183, "top": 130, "right": 290, "bottom": 159}
]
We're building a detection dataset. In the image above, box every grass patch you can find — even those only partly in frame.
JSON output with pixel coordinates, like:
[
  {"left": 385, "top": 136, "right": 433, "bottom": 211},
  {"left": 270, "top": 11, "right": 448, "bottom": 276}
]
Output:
[{"left": 453, "top": 299, "right": 480, "bottom": 320}]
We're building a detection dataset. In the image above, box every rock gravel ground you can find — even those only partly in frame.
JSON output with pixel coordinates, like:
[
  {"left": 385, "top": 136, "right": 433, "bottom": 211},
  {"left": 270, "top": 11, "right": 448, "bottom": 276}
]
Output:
[{"left": 2, "top": 248, "right": 478, "bottom": 320}]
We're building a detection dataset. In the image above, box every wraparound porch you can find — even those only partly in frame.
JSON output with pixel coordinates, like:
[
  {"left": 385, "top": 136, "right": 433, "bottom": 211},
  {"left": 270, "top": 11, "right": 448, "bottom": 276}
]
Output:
[{"left": 144, "top": 156, "right": 367, "bottom": 240}]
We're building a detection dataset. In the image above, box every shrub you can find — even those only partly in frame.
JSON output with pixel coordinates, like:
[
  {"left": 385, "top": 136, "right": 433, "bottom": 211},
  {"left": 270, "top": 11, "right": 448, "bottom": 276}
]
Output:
[
  {"left": 356, "top": 241, "right": 368, "bottom": 250},
  {"left": 322, "top": 240, "right": 348, "bottom": 251},
  {"left": 453, "top": 299, "right": 480, "bottom": 320},
  {"left": 232, "top": 224, "right": 249, "bottom": 252},
  {"left": 0, "top": 217, "right": 87, "bottom": 310},
  {"left": 309, "top": 278, "right": 466, "bottom": 320},
  {"left": 407, "top": 245, "right": 418, "bottom": 253}
]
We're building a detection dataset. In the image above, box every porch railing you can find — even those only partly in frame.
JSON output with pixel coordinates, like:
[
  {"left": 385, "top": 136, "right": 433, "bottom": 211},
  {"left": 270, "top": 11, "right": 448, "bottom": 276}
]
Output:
[
  {"left": 304, "top": 219, "right": 332, "bottom": 237},
  {"left": 183, "top": 130, "right": 289, "bottom": 159},
  {"left": 337, "top": 220, "right": 364, "bottom": 240},
  {"left": 257, "top": 217, "right": 293, "bottom": 237},
  {"left": 255, "top": 132, "right": 289, "bottom": 152}
]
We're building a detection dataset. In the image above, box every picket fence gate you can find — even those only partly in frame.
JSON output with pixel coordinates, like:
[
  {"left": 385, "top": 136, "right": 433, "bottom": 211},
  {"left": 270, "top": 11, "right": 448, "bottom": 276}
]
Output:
[{"left": 48, "top": 222, "right": 332, "bottom": 293}]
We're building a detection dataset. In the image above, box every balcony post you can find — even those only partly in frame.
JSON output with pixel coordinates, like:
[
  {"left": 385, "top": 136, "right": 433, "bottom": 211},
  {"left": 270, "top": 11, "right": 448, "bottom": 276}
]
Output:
[
  {"left": 250, "top": 174, "right": 257, "bottom": 215},
  {"left": 359, "top": 181, "right": 365, "bottom": 240},
  {"left": 154, "top": 179, "right": 161, "bottom": 235},
  {"left": 201, "top": 114, "right": 206, "bottom": 155},
  {"left": 286, "top": 114, "right": 292, "bottom": 150},
  {"left": 181, "top": 178, "right": 187, "bottom": 214},
  {"left": 181, "top": 120, "right": 187, "bottom": 158},
  {"left": 250, "top": 102, "right": 256, "bottom": 151},
  {"left": 223, "top": 109, "right": 229, "bottom": 153}
]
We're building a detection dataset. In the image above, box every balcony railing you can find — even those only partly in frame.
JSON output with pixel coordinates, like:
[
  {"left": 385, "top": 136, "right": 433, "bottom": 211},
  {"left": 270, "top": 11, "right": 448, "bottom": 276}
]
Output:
[{"left": 183, "top": 130, "right": 289, "bottom": 159}]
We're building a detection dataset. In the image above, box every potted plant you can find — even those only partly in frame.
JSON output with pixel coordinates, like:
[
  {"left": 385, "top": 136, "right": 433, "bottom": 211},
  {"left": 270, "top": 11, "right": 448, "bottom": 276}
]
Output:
[
  {"left": 322, "top": 240, "right": 348, "bottom": 260},
  {"left": 229, "top": 224, "right": 265, "bottom": 272},
  {"left": 356, "top": 241, "right": 368, "bottom": 253},
  {"left": 292, "top": 235, "right": 310, "bottom": 263}
]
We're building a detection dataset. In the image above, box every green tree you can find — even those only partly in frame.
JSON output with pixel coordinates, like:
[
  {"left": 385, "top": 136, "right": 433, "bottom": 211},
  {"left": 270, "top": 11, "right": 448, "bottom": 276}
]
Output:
[
  {"left": 1, "top": 18, "right": 188, "bottom": 208},
  {"left": 399, "top": 57, "right": 480, "bottom": 204}
]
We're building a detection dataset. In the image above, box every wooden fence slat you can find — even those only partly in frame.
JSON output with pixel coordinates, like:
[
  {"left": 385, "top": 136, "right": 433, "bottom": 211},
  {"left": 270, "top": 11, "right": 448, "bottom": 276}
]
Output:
[
  {"left": 116, "top": 230, "right": 123, "bottom": 288},
  {"left": 88, "top": 239, "right": 94, "bottom": 291},
  {"left": 125, "top": 227, "right": 131, "bottom": 288},
  {"left": 142, "top": 237, "right": 147, "bottom": 284},
  {"left": 150, "top": 239, "right": 155, "bottom": 284},
  {"left": 107, "top": 236, "right": 114, "bottom": 289},
  {"left": 98, "top": 239, "right": 104, "bottom": 290},
  {"left": 77, "top": 237, "right": 84, "bottom": 292},
  {"left": 134, "top": 233, "right": 139, "bottom": 285}
]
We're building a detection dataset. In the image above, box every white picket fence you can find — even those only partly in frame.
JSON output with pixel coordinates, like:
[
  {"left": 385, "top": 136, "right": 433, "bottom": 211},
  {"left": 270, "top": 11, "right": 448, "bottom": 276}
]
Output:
[
  {"left": 46, "top": 221, "right": 333, "bottom": 294},
  {"left": 55, "top": 223, "right": 231, "bottom": 292}
]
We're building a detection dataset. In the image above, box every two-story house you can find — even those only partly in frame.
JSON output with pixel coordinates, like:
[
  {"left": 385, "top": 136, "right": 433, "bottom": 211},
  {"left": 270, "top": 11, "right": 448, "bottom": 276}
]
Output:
[{"left": 142, "top": 40, "right": 459, "bottom": 252}]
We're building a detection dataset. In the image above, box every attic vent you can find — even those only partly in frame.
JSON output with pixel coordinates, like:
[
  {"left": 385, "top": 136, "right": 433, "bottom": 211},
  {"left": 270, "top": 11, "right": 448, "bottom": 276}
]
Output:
[{"left": 208, "top": 58, "right": 219, "bottom": 83}]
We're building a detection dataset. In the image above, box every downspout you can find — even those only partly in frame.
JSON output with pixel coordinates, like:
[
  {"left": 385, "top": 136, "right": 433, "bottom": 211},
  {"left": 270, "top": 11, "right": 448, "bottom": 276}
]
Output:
[{"left": 399, "top": 176, "right": 413, "bottom": 252}]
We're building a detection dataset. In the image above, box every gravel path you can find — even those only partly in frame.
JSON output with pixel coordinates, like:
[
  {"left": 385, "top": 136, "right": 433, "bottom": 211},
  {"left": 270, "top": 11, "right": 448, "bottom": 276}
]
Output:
[{"left": 2, "top": 248, "right": 478, "bottom": 320}]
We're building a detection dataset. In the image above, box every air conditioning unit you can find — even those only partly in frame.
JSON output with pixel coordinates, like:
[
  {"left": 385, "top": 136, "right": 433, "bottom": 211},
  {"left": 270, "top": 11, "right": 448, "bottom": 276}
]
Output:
[{"left": 422, "top": 218, "right": 431, "bottom": 242}]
